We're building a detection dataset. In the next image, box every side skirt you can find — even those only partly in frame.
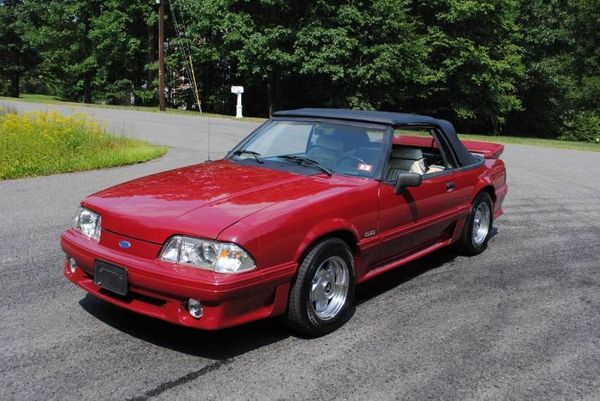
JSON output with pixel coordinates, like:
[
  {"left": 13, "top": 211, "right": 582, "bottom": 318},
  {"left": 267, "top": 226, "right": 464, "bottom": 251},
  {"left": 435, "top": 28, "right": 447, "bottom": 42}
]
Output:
[{"left": 358, "top": 238, "right": 453, "bottom": 283}]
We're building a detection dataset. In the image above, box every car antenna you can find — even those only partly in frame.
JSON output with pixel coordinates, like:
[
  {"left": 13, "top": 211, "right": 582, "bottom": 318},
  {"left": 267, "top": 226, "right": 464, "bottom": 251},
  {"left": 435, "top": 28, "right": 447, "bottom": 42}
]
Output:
[{"left": 207, "top": 114, "right": 213, "bottom": 161}]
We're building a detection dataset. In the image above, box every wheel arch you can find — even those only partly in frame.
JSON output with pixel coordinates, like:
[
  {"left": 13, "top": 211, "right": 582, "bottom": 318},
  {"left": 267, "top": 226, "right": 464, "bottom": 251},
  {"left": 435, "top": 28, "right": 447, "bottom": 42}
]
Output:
[
  {"left": 473, "top": 180, "right": 496, "bottom": 206},
  {"left": 294, "top": 223, "right": 359, "bottom": 266},
  {"left": 478, "top": 185, "right": 496, "bottom": 205}
]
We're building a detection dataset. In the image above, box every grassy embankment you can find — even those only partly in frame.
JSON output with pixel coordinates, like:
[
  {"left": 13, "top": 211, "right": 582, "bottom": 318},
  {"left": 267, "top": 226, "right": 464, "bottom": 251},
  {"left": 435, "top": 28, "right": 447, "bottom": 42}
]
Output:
[
  {"left": 0, "top": 106, "right": 167, "bottom": 180},
  {"left": 457, "top": 133, "right": 599, "bottom": 153},
  {"left": 1, "top": 94, "right": 599, "bottom": 153},
  {"left": 0, "top": 94, "right": 265, "bottom": 122}
]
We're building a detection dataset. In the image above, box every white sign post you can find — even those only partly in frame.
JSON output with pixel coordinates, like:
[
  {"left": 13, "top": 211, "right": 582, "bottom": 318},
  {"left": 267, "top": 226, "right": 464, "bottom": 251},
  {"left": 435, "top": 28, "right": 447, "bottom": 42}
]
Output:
[{"left": 231, "top": 86, "right": 244, "bottom": 118}]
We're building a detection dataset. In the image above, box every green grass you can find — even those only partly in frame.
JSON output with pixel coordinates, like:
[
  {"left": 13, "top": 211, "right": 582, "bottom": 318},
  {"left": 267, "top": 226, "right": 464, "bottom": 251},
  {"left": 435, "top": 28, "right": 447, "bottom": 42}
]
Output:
[
  {"left": 15, "top": 94, "right": 64, "bottom": 104},
  {"left": 457, "top": 133, "right": 600, "bottom": 152},
  {"left": 396, "top": 128, "right": 600, "bottom": 152},
  {"left": 0, "top": 93, "right": 266, "bottom": 122},
  {"left": 0, "top": 107, "right": 167, "bottom": 180},
  {"left": 2, "top": 93, "right": 599, "bottom": 153}
]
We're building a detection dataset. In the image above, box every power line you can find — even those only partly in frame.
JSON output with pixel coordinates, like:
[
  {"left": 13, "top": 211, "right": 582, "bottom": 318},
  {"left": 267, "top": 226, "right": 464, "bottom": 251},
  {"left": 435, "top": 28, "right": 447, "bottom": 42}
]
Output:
[
  {"left": 167, "top": 0, "right": 211, "bottom": 160},
  {"left": 167, "top": 0, "right": 202, "bottom": 113}
]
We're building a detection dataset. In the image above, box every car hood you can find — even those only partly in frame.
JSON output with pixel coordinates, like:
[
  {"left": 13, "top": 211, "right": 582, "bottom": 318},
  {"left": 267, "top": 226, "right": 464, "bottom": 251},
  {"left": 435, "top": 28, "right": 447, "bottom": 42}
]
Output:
[{"left": 83, "top": 160, "right": 313, "bottom": 244}]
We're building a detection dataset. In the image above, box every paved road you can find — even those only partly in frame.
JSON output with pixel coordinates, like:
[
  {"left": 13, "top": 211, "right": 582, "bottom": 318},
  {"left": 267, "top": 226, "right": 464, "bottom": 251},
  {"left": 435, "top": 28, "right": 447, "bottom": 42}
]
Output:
[{"left": 1, "top": 100, "right": 599, "bottom": 400}]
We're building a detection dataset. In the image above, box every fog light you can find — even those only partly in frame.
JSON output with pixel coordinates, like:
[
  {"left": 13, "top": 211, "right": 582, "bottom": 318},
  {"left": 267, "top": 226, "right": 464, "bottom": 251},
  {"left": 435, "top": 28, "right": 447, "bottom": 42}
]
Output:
[
  {"left": 187, "top": 299, "right": 203, "bottom": 319},
  {"left": 68, "top": 257, "right": 77, "bottom": 273}
]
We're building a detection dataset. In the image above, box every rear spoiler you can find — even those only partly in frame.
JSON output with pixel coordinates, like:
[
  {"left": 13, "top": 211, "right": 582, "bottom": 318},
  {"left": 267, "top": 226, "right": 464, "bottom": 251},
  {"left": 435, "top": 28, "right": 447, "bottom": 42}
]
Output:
[{"left": 461, "top": 140, "right": 504, "bottom": 159}]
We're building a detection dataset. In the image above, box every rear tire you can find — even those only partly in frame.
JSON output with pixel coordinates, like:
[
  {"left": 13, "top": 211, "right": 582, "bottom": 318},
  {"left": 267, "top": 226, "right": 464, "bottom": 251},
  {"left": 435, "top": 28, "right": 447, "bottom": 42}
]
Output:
[
  {"left": 455, "top": 191, "right": 493, "bottom": 256},
  {"left": 286, "top": 238, "right": 356, "bottom": 337}
]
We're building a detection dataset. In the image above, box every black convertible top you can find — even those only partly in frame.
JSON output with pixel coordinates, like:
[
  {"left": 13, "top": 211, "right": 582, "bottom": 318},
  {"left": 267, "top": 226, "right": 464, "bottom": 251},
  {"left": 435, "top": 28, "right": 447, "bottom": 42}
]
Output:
[{"left": 273, "top": 108, "right": 479, "bottom": 166}]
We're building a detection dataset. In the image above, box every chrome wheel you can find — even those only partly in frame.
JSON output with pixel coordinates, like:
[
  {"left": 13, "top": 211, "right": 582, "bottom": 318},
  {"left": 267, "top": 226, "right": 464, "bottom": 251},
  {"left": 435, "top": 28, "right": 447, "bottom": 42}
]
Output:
[
  {"left": 472, "top": 202, "right": 491, "bottom": 245},
  {"left": 310, "top": 256, "right": 349, "bottom": 321}
]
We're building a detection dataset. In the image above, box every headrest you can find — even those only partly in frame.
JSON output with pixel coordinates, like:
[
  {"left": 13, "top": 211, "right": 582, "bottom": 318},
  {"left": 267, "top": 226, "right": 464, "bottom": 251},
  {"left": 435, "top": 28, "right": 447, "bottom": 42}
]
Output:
[
  {"left": 315, "top": 134, "right": 343, "bottom": 151},
  {"left": 341, "top": 126, "right": 370, "bottom": 150},
  {"left": 341, "top": 125, "right": 368, "bottom": 136},
  {"left": 391, "top": 147, "right": 423, "bottom": 160}
]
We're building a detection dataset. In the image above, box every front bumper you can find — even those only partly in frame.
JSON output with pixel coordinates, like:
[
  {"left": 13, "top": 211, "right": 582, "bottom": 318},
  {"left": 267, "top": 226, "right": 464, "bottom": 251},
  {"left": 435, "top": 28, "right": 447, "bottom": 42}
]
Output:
[{"left": 61, "top": 229, "right": 296, "bottom": 330}]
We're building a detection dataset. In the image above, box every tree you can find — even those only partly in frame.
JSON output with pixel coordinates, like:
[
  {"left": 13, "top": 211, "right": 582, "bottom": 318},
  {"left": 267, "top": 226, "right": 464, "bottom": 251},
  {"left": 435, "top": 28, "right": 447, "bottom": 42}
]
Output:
[
  {"left": 177, "top": 0, "right": 297, "bottom": 115},
  {"left": 505, "top": 0, "right": 599, "bottom": 139},
  {"left": 293, "top": 0, "right": 429, "bottom": 111},
  {"left": 32, "top": 0, "right": 104, "bottom": 102},
  {"left": 1, "top": 0, "right": 595, "bottom": 139},
  {"left": 88, "top": 0, "right": 155, "bottom": 104},
  {"left": 0, "top": 0, "right": 39, "bottom": 97},
  {"left": 569, "top": 0, "right": 600, "bottom": 112},
  {"left": 408, "top": 0, "right": 524, "bottom": 134},
  {"left": 32, "top": 0, "right": 155, "bottom": 104},
  {"left": 178, "top": 0, "right": 428, "bottom": 115},
  {"left": 505, "top": 0, "right": 576, "bottom": 137}
]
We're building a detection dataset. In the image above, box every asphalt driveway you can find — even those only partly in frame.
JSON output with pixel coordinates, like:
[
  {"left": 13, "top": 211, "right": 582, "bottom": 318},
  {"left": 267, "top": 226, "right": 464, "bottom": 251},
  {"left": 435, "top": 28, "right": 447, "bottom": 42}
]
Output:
[{"left": 1, "top": 100, "right": 599, "bottom": 400}]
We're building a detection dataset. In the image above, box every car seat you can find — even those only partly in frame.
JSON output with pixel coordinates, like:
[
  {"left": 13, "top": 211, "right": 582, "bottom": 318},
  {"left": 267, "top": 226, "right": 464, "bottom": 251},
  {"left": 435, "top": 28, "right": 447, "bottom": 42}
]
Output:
[{"left": 385, "top": 148, "right": 426, "bottom": 181}]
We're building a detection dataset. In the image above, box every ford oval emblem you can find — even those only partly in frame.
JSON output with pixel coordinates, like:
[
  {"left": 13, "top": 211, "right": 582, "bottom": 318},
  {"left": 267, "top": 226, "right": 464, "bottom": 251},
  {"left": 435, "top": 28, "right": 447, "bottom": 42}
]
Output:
[{"left": 119, "top": 240, "right": 131, "bottom": 249}]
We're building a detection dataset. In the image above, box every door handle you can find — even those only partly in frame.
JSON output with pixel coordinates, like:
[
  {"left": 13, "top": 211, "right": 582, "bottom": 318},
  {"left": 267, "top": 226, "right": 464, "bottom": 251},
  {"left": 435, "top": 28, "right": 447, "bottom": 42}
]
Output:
[{"left": 446, "top": 182, "right": 455, "bottom": 192}]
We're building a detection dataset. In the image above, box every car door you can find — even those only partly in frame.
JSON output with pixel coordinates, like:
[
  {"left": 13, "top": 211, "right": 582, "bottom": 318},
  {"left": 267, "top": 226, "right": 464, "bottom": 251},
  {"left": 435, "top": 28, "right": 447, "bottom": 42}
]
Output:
[{"left": 373, "top": 167, "right": 475, "bottom": 267}]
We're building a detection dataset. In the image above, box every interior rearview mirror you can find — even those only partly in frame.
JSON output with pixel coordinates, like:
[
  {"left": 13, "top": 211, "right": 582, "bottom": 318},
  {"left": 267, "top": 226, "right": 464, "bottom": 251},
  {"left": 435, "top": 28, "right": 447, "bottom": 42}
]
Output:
[{"left": 394, "top": 172, "right": 422, "bottom": 194}]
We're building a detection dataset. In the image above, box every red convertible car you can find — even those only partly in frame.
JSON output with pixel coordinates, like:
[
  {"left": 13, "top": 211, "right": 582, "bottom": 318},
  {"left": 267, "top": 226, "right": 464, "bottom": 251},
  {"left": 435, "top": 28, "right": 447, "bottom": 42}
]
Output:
[{"left": 62, "top": 109, "right": 507, "bottom": 336}]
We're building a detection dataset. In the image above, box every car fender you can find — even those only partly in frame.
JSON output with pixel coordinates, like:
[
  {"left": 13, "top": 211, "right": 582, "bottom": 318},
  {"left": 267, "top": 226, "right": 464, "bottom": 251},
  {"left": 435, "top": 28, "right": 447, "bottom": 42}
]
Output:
[
  {"left": 216, "top": 220, "right": 263, "bottom": 263},
  {"left": 471, "top": 160, "right": 507, "bottom": 219},
  {"left": 294, "top": 218, "right": 361, "bottom": 262},
  {"left": 473, "top": 175, "right": 494, "bottom": 200},
  {"left": 475, "top": 159, "right": 507, "bottom": 200}
]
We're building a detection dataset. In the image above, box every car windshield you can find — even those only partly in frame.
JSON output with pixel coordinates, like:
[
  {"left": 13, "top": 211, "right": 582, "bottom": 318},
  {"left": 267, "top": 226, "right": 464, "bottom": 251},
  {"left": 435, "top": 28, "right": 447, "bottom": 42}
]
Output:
[{"left": 230, "top": 120, "right": 387, "bottom": 178}]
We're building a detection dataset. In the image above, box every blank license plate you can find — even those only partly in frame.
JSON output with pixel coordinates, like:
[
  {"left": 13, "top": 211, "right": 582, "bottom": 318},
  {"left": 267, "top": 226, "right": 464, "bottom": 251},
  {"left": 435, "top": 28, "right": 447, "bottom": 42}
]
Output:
[{"left": 94, "top": 260, "right": 128, "bottom": 296}]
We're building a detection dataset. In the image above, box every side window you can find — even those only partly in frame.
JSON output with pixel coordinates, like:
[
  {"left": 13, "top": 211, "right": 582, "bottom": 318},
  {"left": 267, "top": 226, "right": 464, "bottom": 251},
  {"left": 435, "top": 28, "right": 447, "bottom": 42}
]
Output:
[
  {"left": 429, "top": 130, "right": 457, "bottom": 170},
  {"left": 386, "top": 127, "right": 455, "bottom": 178},
  {"left": 366, "top": 129, "right": 385, "bottom": 144},
  {"left": 393, "top": 128, "right": 432, "bottom": 138}
]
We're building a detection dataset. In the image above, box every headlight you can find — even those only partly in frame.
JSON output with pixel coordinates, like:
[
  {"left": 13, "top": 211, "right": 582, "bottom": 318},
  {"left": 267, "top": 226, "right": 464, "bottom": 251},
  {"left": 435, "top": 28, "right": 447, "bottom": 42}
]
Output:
[
  {"left": 74, "top": 207, "right": 101, "bottom": 241},
  {"left": 160, "top": 236, "right": 256, "bottom": 273}
]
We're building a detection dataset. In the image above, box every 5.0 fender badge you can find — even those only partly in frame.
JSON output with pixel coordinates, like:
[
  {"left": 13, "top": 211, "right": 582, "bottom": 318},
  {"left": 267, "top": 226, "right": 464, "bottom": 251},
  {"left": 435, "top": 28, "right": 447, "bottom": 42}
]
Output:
[
  {"left": 364, "top": 230, "right": 376, "bottom": 238},
  {"left": 119, "top": 240, "right": 132, "bottom": 249}
]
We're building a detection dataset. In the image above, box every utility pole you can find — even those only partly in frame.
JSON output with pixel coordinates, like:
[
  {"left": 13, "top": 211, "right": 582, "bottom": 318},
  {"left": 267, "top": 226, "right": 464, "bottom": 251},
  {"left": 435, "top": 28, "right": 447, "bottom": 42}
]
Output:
[{"left": 157, "top": 0, "right": 166, "bottom": 111}]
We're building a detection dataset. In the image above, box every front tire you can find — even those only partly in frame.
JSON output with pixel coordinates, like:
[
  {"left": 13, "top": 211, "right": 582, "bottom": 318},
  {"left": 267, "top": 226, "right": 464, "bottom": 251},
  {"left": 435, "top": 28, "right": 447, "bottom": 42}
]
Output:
[
  {"left": 455, "top": 191, "right": 493, "bottom": 256},
  {"left": 286, "top": 238, "right": 356, "bottom": 337}
]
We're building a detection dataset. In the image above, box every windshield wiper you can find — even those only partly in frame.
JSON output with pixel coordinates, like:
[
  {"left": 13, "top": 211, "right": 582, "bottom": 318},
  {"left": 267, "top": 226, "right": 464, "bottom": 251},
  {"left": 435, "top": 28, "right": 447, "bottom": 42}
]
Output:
[
  {"left": 277, "top": 155, "right": 333, "bottom": 176},
  {"left": 232, "top": 149, "right": 263, "bottom": 163}
]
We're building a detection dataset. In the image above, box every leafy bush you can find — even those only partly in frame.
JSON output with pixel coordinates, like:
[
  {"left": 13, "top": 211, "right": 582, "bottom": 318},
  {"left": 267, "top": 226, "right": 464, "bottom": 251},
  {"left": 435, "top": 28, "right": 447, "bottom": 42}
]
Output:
[
  {"left": 560, "top": 111, "right": 600, "bottom": 143},
  {"left": 96, "top": 79, "right": 134, "bottom": 105},
  {"left": 21, "top": 74, "right": 54, "bottom": 96},
  {"left": 0, "top": 110, "right": 166, "bottom": 179},
  {"left": 133, "top": 89, "right": 158, "bottom": 107},
  {"left": 577, "top": 76, "right": 600, "bottom": 111},
  {"left": 0, "top": 79, "right": 10, "bottom": 97}
]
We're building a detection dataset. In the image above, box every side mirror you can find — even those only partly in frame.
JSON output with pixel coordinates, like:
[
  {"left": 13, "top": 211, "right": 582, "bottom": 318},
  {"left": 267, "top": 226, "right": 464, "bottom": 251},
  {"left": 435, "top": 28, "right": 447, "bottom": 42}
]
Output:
[{"left": 394, "top": 172, "right": 422, "bottom": 194}]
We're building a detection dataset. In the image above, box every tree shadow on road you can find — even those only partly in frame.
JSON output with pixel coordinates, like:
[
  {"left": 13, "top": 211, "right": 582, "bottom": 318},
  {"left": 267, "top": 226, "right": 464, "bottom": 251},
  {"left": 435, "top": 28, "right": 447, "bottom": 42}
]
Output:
[
  {"left": 354, "top": 227, "right": 499, "bottom": 305},
  {"left": 355, "top": 247, "right": 459, "bottom": 306},
  {"left": 79, "top": 294, "right": 290, "bottom": 360},
  {"left": 78, "top": 244, "right": 467, "bottom": 360}
]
